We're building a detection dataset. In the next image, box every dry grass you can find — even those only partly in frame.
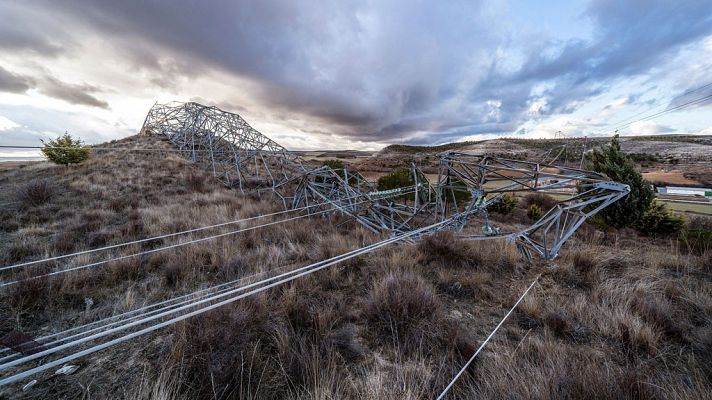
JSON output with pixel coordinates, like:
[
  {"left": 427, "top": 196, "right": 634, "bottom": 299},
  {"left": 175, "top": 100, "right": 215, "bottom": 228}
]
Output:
[{"left": 0, "top": 135, "right": 710, "bottom": 399}]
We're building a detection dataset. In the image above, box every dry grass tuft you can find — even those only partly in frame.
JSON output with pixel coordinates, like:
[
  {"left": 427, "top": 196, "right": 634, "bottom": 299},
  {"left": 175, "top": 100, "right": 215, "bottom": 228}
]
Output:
[
  {"left": 16, "top": 179, "right": 56, "bottom": 207},
  {"left": 365, "top": 271, "right": 446, "bottom": 354},
  {"left": 418, "top": 231, "right": 481, "bottom": 268}
]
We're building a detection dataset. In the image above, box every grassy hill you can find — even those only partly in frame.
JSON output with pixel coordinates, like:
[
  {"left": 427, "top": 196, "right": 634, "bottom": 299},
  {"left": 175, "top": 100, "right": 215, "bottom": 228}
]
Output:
[
  {"left": 380, "top": 140, "right": 484, "bottom": 154},
  {"left": 0, "top": 135, "right": 710, "bottom": 399}
]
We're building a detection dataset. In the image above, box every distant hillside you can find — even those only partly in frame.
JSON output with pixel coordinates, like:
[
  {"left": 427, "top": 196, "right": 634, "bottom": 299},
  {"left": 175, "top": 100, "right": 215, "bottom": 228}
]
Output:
[
  {"left": 380, "top": 140, "right": 484, "bottom": 154},
  {"left": 381, "top": 134, "right": 712, "bottom": 157}
]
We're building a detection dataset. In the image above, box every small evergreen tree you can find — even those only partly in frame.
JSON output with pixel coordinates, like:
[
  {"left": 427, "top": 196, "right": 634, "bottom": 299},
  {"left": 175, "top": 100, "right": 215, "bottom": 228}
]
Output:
[
  {"left": 586, "top": 135, "right": 653, "bottom": 228},
  {"left": 41, "top": 132, "right": 90, "bottom": 166},
  {"left": 376, "top": 168, "right": 433, "bottom": 201},
  {"left": 636, "top": 202, "right": 685, "bottom": 236},
  {"left": 377, "top": 168, "right": 413, "bottom": 200},
  {"left": 527, "top": 204, "right": 542, "bottom": 220},
  {"left": 377, "top": 168, "right": 412, "bottom": 191},
  {"left": 488, "top": 193, "right": 518, "bottom": 215},
  {"left": 322, "top": 159, "right": 345, "bottom": 172}
]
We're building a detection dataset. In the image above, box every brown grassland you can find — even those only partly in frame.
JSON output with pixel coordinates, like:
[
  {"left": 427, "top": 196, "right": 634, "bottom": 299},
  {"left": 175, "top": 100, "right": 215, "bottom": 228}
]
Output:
[{"left": 0, "top": 135, "right": 710, "bottom": 399}]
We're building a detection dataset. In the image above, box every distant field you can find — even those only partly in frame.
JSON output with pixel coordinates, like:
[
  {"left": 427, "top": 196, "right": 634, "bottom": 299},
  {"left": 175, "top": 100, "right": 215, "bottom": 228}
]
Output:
[{"left": 659, "top": 199, "right": 712, "bottom": 215}]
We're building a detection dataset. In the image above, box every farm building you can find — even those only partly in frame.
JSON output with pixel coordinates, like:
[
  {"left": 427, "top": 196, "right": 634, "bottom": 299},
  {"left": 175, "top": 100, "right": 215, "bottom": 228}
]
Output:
[{"left": 656, "top": 186, "right": 712, "bottom": 197}]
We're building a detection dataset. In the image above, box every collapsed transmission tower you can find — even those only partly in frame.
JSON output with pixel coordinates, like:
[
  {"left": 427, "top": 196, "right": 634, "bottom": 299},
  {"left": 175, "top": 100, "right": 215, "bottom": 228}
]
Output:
[{"left": 141, "top": 101, "right": 630, "bottom": 259}]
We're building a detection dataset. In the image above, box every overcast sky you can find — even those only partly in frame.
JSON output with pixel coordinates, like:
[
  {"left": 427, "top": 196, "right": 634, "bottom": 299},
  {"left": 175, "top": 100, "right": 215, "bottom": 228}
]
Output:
[{"left": 0, "top": 0, "right": 711, "bottom": 153}]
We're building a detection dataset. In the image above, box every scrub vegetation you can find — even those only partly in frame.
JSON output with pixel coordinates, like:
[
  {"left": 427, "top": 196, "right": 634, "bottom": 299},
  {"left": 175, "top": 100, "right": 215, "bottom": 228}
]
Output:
[{"left": 0, "top": 135, "right": 710, "bottom": 399}]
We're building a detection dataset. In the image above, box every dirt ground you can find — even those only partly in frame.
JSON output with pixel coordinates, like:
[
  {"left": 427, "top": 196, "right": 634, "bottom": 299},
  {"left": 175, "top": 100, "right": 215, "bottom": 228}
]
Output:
[{"left": 642, "top": 171, "right": 704, "bottom": 185}]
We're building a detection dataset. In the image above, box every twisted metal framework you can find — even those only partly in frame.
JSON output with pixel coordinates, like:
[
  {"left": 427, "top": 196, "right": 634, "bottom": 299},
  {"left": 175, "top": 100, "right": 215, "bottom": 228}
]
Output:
[
  {"left": 434, "top": 153, "right": 629, "bottom": 258},
  {"left": 141, "top": 101, "right": 630, "bottom": 259},
  {"left": 141, "top": 102, "right": 305, "bottom": 205}
]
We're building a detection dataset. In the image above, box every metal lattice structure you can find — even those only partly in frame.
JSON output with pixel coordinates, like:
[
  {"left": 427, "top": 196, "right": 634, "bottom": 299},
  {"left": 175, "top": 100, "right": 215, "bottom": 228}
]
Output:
[
  {"left": 141, "top": 102, "right": 305, "bottom": 206},
  {"left": 141, "top": 101, "right": 630, "bottom": 259},
  {"left": 433, "top": 153, "right": 630, "bottom": 258}
]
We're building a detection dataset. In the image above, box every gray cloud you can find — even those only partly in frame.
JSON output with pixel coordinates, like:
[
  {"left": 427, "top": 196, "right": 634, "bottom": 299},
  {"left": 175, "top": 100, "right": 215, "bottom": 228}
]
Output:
[
  {"left": 5, "top": 0, "right": 712, "bottom": 144},
  {"left": 0, "top": 3, "right": 74, "bottom": 56},
  {"left": 0, "top": 66, "right": 34, "bottom": 93},
  {"left": 38, "top": 76, "right": 109, "bottom": 109},
  {"left": 496, "top": 0, "right": 712, "bottom": 121},
  {"left": 0, "top": 64, "right": 109, "bottom": 109}
]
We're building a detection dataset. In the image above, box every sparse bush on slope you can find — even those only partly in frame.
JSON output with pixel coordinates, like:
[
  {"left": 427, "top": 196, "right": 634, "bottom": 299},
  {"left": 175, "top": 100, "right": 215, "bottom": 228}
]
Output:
[
  {"left": 527, "top": 203, "right": 543, "bottom": 220},
  {"left": 487, "top": 193, "right": 518, "bottom": 215},
  {"left": 635, "top": 202, "right": 685, "bottom": 236},
  {"left": 522, "top": 192, "right": 557, "bottom": 211},
  {"left": 41, "top": 132, "right": 91, "bottom": 166},
  {"left": 365, "top": 271, "right": 446, "bottom": 354},
  {"left": 16, "top": 179, "right": 56, "bottom": 207}
]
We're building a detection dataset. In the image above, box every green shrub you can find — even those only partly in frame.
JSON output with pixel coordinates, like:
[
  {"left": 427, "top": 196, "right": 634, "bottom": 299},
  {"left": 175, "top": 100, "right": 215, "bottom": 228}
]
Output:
[
  {"left": 522, "top": 192, "right": 557, "bottom": 210},
  {"left": 684, "top": 229, "right": 711, "bottom": 254},
  {"left": 41, "top": 132, "right": 90, "bottom": 165},
  {"left": 635, "top": 202, "right": 685, "bottom": 236},
  {"left": 322, "top": 159, "right": 344, "bottom": 171},
  {"left": 377, "top": 168, "right": 411, "bottom": 191},
  {"left": 586, "top": 135, "right": 653, "bottom": 228},
  {"left": 527, "top": 204, "right": 543, "bottom": 220},
  {"left": 488, "top": 194, "right": 518, "bottom": 215},
  {"left": 318, "top": 159, "right": 354, "bottom": 185}
]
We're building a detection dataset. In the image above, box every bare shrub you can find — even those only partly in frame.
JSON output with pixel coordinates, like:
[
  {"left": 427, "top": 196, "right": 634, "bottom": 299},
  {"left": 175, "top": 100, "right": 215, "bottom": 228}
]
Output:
[
  {"left": 120, "top": 210, "right": 145, "bottom": 238},
  {"left": 221, "top": 255, "right": 248, "bottom": 280},
  {"left": 4, "top": 240, "right": 40, "bottom": 264},
  {"left": 16, "top": 179, "right": 56, "bottom": 207},
  {"left": 522, "top": 192, "right": 557, "bottom": 210},
  {"left": 108, "top": 258, "right": 145, "bottom": 282},
  {"left": 162, "top": 261, "right": 184, "bottom": 288},
  {"left": 109, "top": 194, "right": 140, "bottom": 212},
  {"left": 365, "top": 272, "right": 445, "bottom": 353},
  {"left": 6, "top": 267, "right": 52, "bottom": 311},
  {"left": 52, "top": 230, "right": 78, "bottom": 253},
  {"left": 184, "top": 171, "right": 207, "bottom": 193},
  {"left": 617, "top": 319, "right": 659, "bottom": 356},
  {"left": 326, "top": 324, "right": 365, "bottom": 361},
  {"left": 418, "top": 231, "right": 480, "bottom": 268},
  {"left": 172, "top": 299, "right": 274, "bottom": 399},
  {"left": 630, "top": 295, "right": 684, "bottom": 342},
  {"left": 552, "top": 249, "right": 600, "bottom": 289},
  {"left": 437, "top": 271, "right": 492, "bottom": 300}
]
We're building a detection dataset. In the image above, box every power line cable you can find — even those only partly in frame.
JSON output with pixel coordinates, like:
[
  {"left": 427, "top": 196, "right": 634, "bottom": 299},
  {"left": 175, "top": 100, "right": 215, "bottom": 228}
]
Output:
[
  {"left": 0, "top": 190, "right": 419, "bottom": 360},
  {"left": 435, "top": 275, "right": 540, "bottom": 400},
  {"left": 0, "top": 188, "right": 407, "bottom": 272},
  {"left": 603, "top": 81, "right": 712, "bottom": 130},
  {"left": 0, "top": 189, "right": 416, "bottom": 287},
  {"left": 591, "top": 91, "right": 712, "bottom": 136},
  {"left": 0, "top": 217, "right": 450, "bottom": 385}
]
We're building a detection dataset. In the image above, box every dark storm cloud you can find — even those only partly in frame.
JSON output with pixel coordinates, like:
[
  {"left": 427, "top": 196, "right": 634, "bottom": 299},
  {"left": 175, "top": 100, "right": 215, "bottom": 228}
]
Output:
[
  {"left": 0, "top": 64, "right": 109, "bottom": 109},
  {"left": 512, "top": 1, "right": 712, "bottom": 83},
  {"left": 39, "top": 76, "right": 109, "bottom": 109},
  {"left": 27, "top": 0, "right": 502, "bottom": 141},
  {"left": 11, "top": 0, "right": 712, "bottom": 143},
  {"left": 0, "top": 66, "right": 34, "bottom": 93},
  {"left": 0, "top": 3, "right": 74, "bottom": 56}
]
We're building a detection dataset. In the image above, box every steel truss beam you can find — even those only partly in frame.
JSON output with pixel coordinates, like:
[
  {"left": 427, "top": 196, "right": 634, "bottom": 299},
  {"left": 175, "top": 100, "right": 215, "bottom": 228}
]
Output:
[{"left": 141, "top": 102, "right": 630, "bottom": 260}]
